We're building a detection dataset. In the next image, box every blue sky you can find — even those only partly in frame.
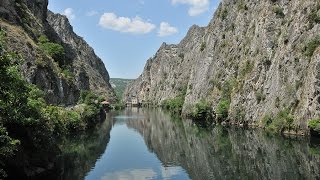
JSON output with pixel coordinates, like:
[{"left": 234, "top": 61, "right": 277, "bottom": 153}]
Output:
[{"left": 48, "top": 0, "right": 220, "bottom": 79}]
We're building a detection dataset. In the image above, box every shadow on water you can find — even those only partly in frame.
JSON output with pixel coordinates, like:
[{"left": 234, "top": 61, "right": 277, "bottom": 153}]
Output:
[
  {"left": 126, "top": 108, "right": 320, "bottom": 180},
  {"left": 50, "top": 112, "right": 116, "bottom": 180}
]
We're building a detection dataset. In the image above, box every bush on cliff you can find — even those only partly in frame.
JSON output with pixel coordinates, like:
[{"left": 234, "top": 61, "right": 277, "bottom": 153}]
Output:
[
  {"left": 189, "top": 100, "right": 213, "bottom": 122},
  {"left": 0, "top": 30, "right": 105, "bottom": 178},
  {"left": 308, "top": 118, "right": 320, "bottom": 135}
]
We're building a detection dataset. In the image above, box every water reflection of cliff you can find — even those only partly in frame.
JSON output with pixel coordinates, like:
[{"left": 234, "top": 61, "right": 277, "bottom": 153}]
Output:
[
  {"left": 54, "top": 112, "right": 114, "bottom": 180},
  {"left": 127, "top": 109, "right": 320, "bottom": 180}
]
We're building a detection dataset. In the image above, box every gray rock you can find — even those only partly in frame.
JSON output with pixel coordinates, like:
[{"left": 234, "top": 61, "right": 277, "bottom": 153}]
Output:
[
  {"left": 125, "top": 0, "right": 320, "bottom": 132},
  {"left": 0, "top": 0, "right": 115, "bottom": 105}
]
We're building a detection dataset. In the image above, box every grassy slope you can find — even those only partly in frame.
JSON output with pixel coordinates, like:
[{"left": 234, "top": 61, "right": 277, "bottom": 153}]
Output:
[{"left": 110, "top": 78, "right": 133, "bottom": 100}]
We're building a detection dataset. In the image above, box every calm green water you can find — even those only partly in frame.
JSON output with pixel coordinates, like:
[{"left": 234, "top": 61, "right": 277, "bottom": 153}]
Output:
[{"left": 57, "top": 108, "right": 320, "bottom": 180}]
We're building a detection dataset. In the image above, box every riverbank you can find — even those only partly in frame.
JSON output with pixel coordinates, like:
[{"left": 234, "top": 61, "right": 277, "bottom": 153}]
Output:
[{"left": 0, "top": 46, "right": 108, "bottom": 179}]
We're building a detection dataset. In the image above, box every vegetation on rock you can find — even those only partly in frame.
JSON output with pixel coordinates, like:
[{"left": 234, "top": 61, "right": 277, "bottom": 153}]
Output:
[
  {"left": 188, "top": 100, "right": 213, "bottom": 122},
  {"left": 0, "top": 30, "right": 105, "bottom": 178},
  {"left": 38, "top": 35, "right": 64, "bottom": 58},
  {"left": 262, "top": 109, "right": 294, "bottom": 134},
  {"left": 162, "top": 87, "right": 187, "bottom": 114},
  {"left": 308, "top": 118, "right": 320, "bottom": 134}
]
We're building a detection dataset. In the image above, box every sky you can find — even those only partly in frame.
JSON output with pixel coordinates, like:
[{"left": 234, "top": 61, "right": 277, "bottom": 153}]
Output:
[{"left": 48, "top": 0, "right": 220, "bottom": 79}]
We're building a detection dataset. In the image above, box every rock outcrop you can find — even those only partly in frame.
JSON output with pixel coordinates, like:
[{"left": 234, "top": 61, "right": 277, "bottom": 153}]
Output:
[
  {"left": 125, "top": 0, "right": 320, "bottom": 131},
  {"left": 0, "top": 0, "right": 115, "bottom": 105},
  {"left": 47, "top": 11, "right": 115, "bottom": 102}
]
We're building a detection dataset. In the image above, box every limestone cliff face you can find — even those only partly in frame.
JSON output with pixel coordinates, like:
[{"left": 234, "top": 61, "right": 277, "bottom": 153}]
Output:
[
  {"left": 0, "top": 0, "right": 115, "bottom": 105},
  {"left": 47, "top": 11, "right": 116, "bottom": 102},
  {"left": 125, "top": 25, "right": 205, "bottom": 103},
  {"left": 125, "top": 0, "right": 320, "bottom": 130}
]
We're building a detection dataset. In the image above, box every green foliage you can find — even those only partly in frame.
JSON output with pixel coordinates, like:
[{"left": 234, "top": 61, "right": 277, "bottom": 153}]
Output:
[
  {"left": 109, "top": 78, "right": 133, "bottom": 100},
  {"left": 308, "top": 3, "right": 320, "bottom": 26},
  {"left": 0, "top": 125, "right": 20, "bottom": 178},
  {"left": 308, "top": 11, "right": 320, "bottom": 24},
  {"left": 264, "top": 109, "right": 294, "bottom": 133},
  {"left": 38, "top": 35, "right": 64, "bottom": 58},
  {"left": 308, "top": 118, "right": 320, "bottom": 133},
  {"left": 200, "top": 42, "right": 206, "bottom": 52},
  {"left": 61, "top": 68, "right": 74, "bottom": 82},
  {"left": 273, "top": 6, "right": 285, "bottom": 18},
  {"left": 0, "top": 30, "right": 5, "bottom": 49},
  {"left": 189, "top": 100, "right": 213, "bottom": 121},
  {"left": 113, "top": 101, "right": 126, "bottom": 110},
  {"left": 215, "top": 80, "right": 233, "bottom": 121},
  {"left": 162, "top": 96, "right": 185, "bottom": 114},
  {"left": 0, "top": 31, "right": 104, "bottom": 177},
  {"left": 304, "top": 36, "right": 320, "bottom": 57},
  {"left": 216, "top": 99, "right": 230, "bottom": 121},
  {"left": 79, "top": 90, "right": 103, "bottom": 105},
  {"left": 221, "top": 9, "right": 228, "bottom": 20},
  {"left": 162, "top": 86, "right": 187, "bottom": 114}
]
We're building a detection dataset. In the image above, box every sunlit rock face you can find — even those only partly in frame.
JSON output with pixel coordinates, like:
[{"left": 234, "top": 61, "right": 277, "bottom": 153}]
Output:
[
  {"left": 47, "top": 11, "right": 116, "bottom": 102},
  {"left": 125, "top": 0, "right": 320, "bottom": 131},
  {"left": 0, "top": 0, "right": 115, "bottom": 105},
  {"left": 127, "top": 109, "right": 320, "bottom": 180}
]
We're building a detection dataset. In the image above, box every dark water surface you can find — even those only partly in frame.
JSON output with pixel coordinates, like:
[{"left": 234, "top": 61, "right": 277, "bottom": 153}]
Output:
[{"left": 58, "top": 108, "right": 320, "bottom": 180}]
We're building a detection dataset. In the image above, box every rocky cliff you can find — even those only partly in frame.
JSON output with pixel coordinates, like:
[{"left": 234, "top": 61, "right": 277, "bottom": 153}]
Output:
[
  {"left": 125, "top": 0, "right": 320, "bottom": 132},
  {"left": 47, "top": 11, "right": 115, "bottom": 102},
  {"left": 0, "top": 0, "right": 115, "bottom": 105}
]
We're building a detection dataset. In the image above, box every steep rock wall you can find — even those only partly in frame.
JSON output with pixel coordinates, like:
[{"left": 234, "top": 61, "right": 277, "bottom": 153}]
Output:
[
  {"left": 125, "top": 0, "right": 320, "bottom": 131},
  {"left": 0, "top": 0, "right": 115, "bottom": 105}
]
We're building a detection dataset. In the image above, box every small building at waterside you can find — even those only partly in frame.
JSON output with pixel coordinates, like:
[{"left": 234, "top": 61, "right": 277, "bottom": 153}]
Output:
[{"left": 126, "top": 96, "right": 141, "bottom": 107}]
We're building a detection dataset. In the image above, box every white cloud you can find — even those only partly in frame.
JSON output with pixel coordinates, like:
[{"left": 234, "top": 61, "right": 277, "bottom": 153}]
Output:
[
  {"left": 101, "top": 169, "right": 157, "bottom": 180},
  {"left": 158, "top": 22, "right": 178, "bottom": 37},
  {"left": 171, "top": 0, "right": 210, "bottom": 16},
  {"left": 63, "top": 8, "right": 75, "bottom": 20},
  {"left": 99, "top": 13, "right": 156, "bottom": 34},
  {"left": 86, "top": 10, "right": 98, "bottom": 17}
]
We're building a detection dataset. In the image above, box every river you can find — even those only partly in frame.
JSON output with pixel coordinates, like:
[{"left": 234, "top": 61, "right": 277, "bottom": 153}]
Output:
[{"left": 56, "top": 108, "right": 320, "bottom": 180}]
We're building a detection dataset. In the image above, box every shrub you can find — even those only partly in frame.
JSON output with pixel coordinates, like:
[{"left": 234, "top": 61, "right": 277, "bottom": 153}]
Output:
[
  {"left": 221, "top": 9, "right": 228, "bottom": 20},
  {"left": 304, "top": 36, "right": 320, "bottom": 57},
  {"left": 189, "top": 100, "right": 212, "bottom": 121},
  {"left": 38, "top": 35, "right": 64, "bottom": 58},
  {"left": 0, "top": 30, "right": 5, "bottom": 49},
  {"left": 237, "top": 0, "right": 248, "bottom": 11},
  {"left": 308, "top": 118, "right": 320, "bottom": 133},
  {"left": 79, "top": 90, "right": 104, "bottom": 105},
  {"left": 265, "top": 109, "right": 294, "bottom": 133},
  {"left": 0, "top": 125, "right": 20, "bottom": 178},
  {"left": 162, "top": 96, "right": 185, "bottom": 114},
  {"left": 308, "top": 8, "right": 320, "bottom": 24},
  {"left": 200, "top": 42, "right": 206, "bottom": 52},
  {"left": 216, "top": 99, "right": 230, "bottom": 121},
  {"left": 61, "top": 68, "right": 74, "bottom": 81},
  {"left": 178, "top": 53, "right": 184, "bottom": 59},
  {"left": 273, "top": 6, "right": 285, "bottom": 18},
  {"left": 0, "top": 30, "right": 106, "bottom": 177}
]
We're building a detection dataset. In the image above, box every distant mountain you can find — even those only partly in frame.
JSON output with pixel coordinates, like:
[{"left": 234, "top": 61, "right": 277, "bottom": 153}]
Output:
[{"left": 110, "top": 78, "right": 133, "bottom": 100}]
